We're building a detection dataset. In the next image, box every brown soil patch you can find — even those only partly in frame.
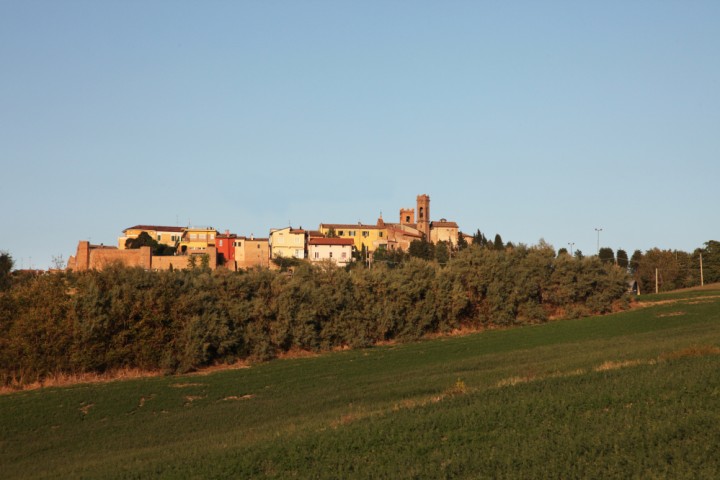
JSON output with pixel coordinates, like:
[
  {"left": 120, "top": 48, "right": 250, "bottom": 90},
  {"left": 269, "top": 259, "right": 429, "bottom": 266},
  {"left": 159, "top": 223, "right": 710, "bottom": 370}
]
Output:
[
  {"left": 79, "top": 402, "right": 94, "bottom": 416},
  {"left": 276, "top": 348, "right": 319, "bottom": 360},
  {"left": 657, "top": 311, "right": 685, "bottom": 318},
  {"left": 660, "top": 345, "right": 720, "bottom": 360},
  {"left": 222, "top": 394, "right": 255, "bottom": 401},
  {"left": 183, "top": 395, "right": 206, "bottom": 405}
]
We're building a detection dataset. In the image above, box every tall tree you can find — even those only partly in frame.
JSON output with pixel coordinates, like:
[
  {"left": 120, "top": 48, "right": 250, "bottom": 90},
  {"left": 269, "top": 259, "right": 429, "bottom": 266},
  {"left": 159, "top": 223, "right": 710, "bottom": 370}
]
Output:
[
  {"left": 700, "top": 240, "right": 720, "bottom": 284},
  {"left": 456, "top": 233, "right": 469, "bottom": 251},
  {"left": 0, "top": 251, "right": 13, "bottom": 290},
  {"left": 630, "top": 250, "right": 643, "bottom": 275},
  {"left": 493, "top": 234, "right": 504, "bottom": 250},
  {"left": 599, "top": 247, "right": 615, "bottom": 265},
  {"left": 616, "top": 249, "right": 629, "bottom": 270}
]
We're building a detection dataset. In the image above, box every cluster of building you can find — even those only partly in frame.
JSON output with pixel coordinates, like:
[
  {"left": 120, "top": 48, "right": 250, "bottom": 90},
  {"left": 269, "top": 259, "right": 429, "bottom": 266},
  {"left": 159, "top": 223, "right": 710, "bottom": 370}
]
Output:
[{"left": 68, "top": 194, "right": 463, "bottom": 271}]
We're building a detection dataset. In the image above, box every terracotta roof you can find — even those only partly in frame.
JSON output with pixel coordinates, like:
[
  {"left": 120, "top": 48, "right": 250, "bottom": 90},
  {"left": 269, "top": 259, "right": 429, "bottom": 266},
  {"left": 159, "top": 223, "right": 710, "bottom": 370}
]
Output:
[
  {"left": 308, "top": 238, "right": 355, "bottom": 246},
  {"left": 320, "top": 223, "right": 384, "bottom": 230},
  {"left": 238, "top": 236, "right": 269, "bottom": 242},
  {"left": 431, "top": 221, "right": 459, "bottom": 228},
  {"left": 123, "top": 225, "right": 185, "bottom": 233}
]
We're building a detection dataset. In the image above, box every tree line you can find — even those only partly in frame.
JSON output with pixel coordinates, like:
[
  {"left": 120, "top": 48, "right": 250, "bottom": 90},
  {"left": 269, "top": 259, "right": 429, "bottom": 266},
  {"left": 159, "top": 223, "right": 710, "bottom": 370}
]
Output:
[{"left": 0, "top": 243, "right": 631, "bottom": 387}]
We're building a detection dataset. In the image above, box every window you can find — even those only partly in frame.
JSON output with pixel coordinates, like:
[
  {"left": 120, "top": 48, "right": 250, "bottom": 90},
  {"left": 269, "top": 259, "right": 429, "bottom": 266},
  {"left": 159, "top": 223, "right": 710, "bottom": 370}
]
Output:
[
  {"left": 419, "top": 207, "right": 424, "bottom": 219},
  {"left": 362, "top": 231, "right": 369, "bottom": 238},
  {"left": 338, "top": 231, "right": 344, "bottom": 236},
  {"left": 405, "top": 216, "right": 410, "bottom": 223},
  {"left": 349, "top": 230, "right": 355, "bottom": 236},
  {"left": 190, "top": 233, "right": 198, "bottom": 240},
  {"left": 315, "top": 252, "right": 319, "bottom": 259},
  {"left": 329, "top": 252, "right": 333, "bottom": 258},
  {"left": 210, "top": 234, "right": 215, "bottom": 240},
  {"left": 157, "top": 235, "right": 162, "bottom": 241},
  {"left": 219, "top": 240, "right": 223, "bottom": 247},
  {"left": 257, "top": 244, "right": 260, "bottom": 249},
  {"left": 341, "top": 252, "right": 347, "bottom": 259},
  {"left": 379, "top": 232, "right": 383, "bottom": 238}
]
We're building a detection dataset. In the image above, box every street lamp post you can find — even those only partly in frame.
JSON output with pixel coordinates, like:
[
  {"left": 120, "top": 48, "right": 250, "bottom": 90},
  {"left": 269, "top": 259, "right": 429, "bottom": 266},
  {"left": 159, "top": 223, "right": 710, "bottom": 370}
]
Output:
[
  {"left": 568, "top": 242, "right": 575, "bottom": 256},
  {"left": 594, "top": 228, "right": 603, "bottom": 255}
]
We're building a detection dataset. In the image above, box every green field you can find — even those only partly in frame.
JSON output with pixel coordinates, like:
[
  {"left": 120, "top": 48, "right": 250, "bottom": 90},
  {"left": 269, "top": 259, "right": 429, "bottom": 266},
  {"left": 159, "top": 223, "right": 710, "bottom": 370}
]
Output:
[{"left": 2, "top": 286, "right": 720, "bottom": 479}]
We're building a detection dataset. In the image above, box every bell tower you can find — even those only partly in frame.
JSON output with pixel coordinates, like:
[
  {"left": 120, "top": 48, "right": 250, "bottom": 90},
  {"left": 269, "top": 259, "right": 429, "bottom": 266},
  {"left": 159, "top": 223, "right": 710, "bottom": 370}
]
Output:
[{"left": 416, "top": 194, "right": 430, "bottom": 237}]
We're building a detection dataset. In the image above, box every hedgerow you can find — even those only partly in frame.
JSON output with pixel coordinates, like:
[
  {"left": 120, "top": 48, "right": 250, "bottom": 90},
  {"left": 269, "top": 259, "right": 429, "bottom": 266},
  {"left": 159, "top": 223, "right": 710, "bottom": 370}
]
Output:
[{"left": 0, "top": 244, "right": 629, "bottom": 386}]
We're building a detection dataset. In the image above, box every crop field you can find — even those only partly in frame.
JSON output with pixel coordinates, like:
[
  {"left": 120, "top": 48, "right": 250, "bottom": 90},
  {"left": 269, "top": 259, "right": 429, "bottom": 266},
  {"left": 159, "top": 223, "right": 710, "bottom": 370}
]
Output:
[{"left": 2, "top": 285, "right": 720, "bottom": 478}]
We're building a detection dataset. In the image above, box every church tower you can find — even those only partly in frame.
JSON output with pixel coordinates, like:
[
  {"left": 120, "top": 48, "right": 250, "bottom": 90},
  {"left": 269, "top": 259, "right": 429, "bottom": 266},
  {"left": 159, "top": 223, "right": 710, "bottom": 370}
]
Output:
[{"left": 416, "top": 194, "right": 430, "bottom": 237}]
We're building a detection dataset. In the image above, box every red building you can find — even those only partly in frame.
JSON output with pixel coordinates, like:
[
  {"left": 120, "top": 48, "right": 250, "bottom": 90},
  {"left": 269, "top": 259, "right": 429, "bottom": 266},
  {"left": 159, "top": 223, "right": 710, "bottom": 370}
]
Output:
[{"left": 215, "top": 230, "right": 237, "bottom": 267}]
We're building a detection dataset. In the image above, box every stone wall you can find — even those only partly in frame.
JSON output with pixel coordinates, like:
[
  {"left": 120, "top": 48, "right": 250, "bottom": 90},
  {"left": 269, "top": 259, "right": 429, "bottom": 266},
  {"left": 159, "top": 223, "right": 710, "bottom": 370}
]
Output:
[{"left": 68, "top": 241, "right": 218, "bottom": 272}]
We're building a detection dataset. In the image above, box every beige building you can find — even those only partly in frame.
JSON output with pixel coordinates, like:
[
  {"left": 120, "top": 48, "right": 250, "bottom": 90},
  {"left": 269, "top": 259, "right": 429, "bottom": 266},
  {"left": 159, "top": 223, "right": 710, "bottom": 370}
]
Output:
[
  {"left": 430, "top": 219, "right": 460, "bottom": 246},
  {"left": 269, "top": 227, "right": 307, "bottom": 259},
  {"left": 118, "top": 225, "right": 184, "bottom": 250},
  {"left": 234, "top": 236, "right": 270, "bottom": 269},
  {"left": 308, "top": 238, "right": 354, "bottom": 266}
]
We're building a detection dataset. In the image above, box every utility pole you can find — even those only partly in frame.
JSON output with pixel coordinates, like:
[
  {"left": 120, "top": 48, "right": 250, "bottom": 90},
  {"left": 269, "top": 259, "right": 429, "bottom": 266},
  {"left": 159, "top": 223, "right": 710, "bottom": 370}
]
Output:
[
  {"left": 594, "top": 228, "right": 603, "bottom": 255},
  {"left": 700, "top": 253, "right": 704, "bottom": 287},
  {"left": 568, "top": 242, "right": 575, "bottom": 256}
]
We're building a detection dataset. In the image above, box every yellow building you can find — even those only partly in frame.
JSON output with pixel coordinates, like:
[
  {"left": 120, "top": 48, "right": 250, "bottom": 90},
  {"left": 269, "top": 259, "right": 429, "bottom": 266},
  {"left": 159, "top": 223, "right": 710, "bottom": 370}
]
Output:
[
  {"left": 318, "top": 222, "right": 387, "bottom": 254},
  {"left": 269, "top": 227, "right": 307, "bottom": 259},
  {"left": 178, "top": 226, "right": 217, "bottom": 254},
  {"left": 118, "top": 225, "right": 184, "bottom": 250}
]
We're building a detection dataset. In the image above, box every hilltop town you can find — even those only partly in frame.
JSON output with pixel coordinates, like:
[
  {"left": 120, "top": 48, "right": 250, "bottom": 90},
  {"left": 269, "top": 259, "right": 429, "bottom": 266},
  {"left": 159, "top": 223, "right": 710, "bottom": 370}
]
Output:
[{"left": 67, "top": 194, "right": 467, "bottom": 272}]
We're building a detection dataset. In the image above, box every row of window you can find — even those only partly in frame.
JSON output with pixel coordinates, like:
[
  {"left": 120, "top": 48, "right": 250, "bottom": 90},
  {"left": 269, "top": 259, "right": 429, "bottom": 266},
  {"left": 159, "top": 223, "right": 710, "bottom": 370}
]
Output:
[
  {"left": 336, "top": 230, "right": 383, "bottom": 238},
  {"left": 188, "top": 233, "right": 215, "bottom": 240},
  {"left": 313, "top": 251, "right": 348, "bottom": 259}
]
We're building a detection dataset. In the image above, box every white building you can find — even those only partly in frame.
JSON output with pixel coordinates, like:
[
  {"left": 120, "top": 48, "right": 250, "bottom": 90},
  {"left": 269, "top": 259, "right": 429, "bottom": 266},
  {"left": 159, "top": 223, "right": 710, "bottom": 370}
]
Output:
[{"left": 308, "top": 238, "right": 354, "bottom": 266}]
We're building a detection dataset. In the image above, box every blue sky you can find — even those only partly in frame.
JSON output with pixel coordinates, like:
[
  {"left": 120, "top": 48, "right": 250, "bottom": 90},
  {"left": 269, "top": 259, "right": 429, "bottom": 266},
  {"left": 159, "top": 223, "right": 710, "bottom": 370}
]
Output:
[{"left": 1, "top": 1, "right": 718, "bottom": 269}]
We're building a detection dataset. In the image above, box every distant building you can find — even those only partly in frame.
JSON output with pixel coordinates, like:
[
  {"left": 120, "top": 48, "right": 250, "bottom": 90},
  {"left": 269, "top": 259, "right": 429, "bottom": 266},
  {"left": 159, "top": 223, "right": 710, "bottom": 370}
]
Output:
[
  {"left": 317, "top": 223, "right": 386, "bottom": 255},
  {"left": 308, "top": 237, "right": 354, "bottom": 266},
  {"left": 179, "top": 227, "right": 217, "bottom": 254},
  {"left": 234, "top": 235, "right": 270, "bottom": 269},
  {"left": 68, "top": 241, "right": 216, "bottom": 271},
  {"left": 216, "top": 231, "right": 237, "bottom": 267},
  {"left": 269, "top": 227, "right": 307, "bottom": 259},
  {"left": 118, "top": 225, "right": 184, "bottom": 250}
]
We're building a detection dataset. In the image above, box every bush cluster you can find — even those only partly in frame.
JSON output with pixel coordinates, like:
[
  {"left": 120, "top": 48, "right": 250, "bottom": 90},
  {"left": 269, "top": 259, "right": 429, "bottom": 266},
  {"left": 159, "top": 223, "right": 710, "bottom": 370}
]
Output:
[{"left": 0, "top": 244, "right": 629, "bottom": 386}]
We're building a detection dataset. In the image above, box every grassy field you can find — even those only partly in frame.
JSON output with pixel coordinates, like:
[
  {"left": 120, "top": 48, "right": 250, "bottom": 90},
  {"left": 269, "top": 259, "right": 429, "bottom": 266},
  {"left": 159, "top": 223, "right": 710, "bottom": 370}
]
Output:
[{"left": 2, "top": 286, "right": 720, "bottom": 478}]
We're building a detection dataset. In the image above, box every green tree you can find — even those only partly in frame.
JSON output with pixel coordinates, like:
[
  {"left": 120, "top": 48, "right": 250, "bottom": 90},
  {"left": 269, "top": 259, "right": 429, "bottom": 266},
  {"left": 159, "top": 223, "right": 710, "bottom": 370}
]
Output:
[
  {"left": 435, "top": 241, "right": 450, "bottom": 265},
  {"left": 599, "top": 247, "right": 615, "bottom": 265},
  {"left": 699, "top": 240, "right": 720, "bottom": 284},
  {"left": 616, "top": 249, "right": 629, "bottom": 270},
  {"left": 472, "top": 229, "right": 488, "bottom": 248},
  {"left": 0, "top": 251, "right": 13, "bottom": 290},
  {"left": 456, "top": 233, "right": 469, "bottom": 251},
  {"left": 409, "top": 237, "right": 435, "bottom": 260},
  {"left": 630, "top": 250, "right": 643, "bottom": 275},
  {"left": 125, "top": 231, "right": 176, "bottom": 256},
  {"left": 493, "top": 234, "right": 504, "bottom": 250},
  {"left": 557, "top": 247, "right": 569, "bottom": 257}
]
